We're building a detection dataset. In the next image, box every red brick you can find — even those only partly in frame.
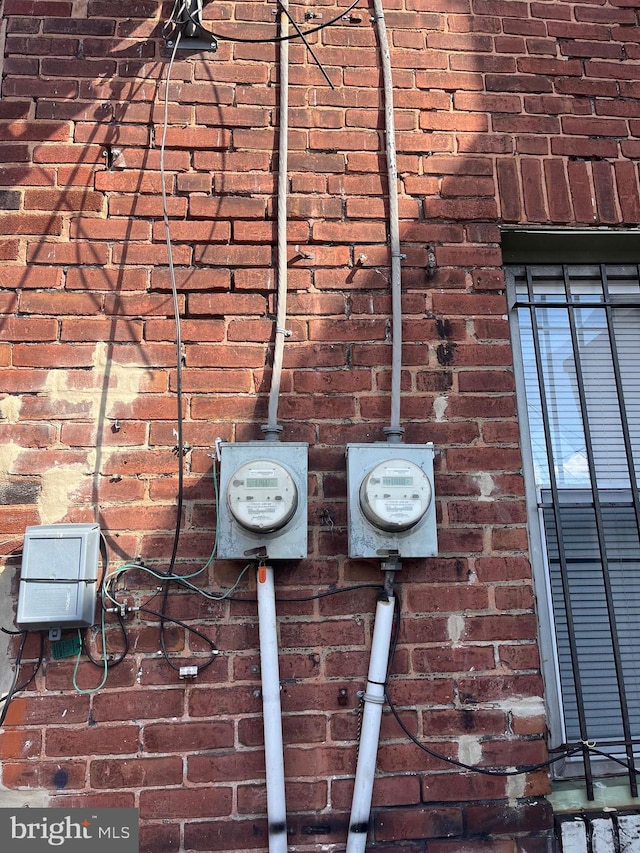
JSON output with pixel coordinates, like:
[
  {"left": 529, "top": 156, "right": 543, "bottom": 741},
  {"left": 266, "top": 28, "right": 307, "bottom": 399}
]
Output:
[
  {"left": 2, "top": 760, "right": 87, "bottom": 791},
  {"left": 143, "top": 721, "right": 234, "bottom": 753},
  {"left": 615, "top": 161, "right": 640, "bottom": 222},
  {"left": 91, "top": 757, "right": 183, "bottom": 789},
  {"left": 373, "top": 806, "right": 463, "bottom": 842},
  {"left": 592, "top": 160, "right": 620, "bottom": 223},
  {"left": 520, "top": 159, "right": 547, "bottom": 222},
  {"left": 0, "top": 318, "right": 57, "bottom": 341},
  {"left": 140, "top": 787, "right": 232, "bottom": 820},
  {"left": 27, "top": 241, "right": 109, "bottom": 265},
  {"left": 60, "top": 319, "right": 142, "bottom": 342},
  {"left": 19, "top": 292, "right": 101, "bottom": 315},
  {"left": 184, "top": 818, "right": 267, "bottom": 852},
  {"left": 45, "top": 725, "right": 140, "bottom": 757}
]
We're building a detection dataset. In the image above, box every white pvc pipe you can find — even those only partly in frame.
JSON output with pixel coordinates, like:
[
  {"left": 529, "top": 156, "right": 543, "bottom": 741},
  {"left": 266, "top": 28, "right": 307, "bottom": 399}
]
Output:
[
  {"left": 257, "top": 564, "right": 288, "bottom": 852},
  {"left": 346, "top": 595, "right": 395, "bottom": 852}
]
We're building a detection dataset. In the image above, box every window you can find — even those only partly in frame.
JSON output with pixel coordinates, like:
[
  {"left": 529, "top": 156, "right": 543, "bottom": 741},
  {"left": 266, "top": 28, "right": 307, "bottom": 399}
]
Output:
[{"left": 506, "top": 240, "right": 640, "bottom": 799}]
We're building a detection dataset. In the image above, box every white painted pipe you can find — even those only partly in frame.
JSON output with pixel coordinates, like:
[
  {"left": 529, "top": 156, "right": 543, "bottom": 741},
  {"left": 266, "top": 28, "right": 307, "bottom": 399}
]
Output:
[
  {"left": 257, "top": 564, "right": 288, "bottom": 852},
  {"left": 346, "top": 594, "right": 395, "bottom": 852}
]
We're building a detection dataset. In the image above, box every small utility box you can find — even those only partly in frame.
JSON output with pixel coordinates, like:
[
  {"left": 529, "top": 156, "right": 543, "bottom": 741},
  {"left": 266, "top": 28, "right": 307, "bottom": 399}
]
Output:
[{"left": 16, "top": 523, "right": 101, "bottom": 632}]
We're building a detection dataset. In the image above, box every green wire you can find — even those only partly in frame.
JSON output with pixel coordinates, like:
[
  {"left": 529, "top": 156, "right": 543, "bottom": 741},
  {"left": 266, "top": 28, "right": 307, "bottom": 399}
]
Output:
[{"left": 102, "top": 463, "right": 224, "bottom": 607}]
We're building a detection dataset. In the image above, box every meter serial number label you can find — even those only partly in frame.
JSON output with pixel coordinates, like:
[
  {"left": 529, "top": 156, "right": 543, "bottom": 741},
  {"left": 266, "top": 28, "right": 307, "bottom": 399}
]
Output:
[
  {"left": 247, "top": 502, "right": 279, "bottom": 517},
  {"left": 376, "top": 499, "right": 419, "bottom": 518}
]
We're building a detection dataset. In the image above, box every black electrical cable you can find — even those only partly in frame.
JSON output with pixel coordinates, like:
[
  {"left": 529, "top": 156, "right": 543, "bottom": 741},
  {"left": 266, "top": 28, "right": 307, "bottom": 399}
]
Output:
[
  {"left": 172, "top": 0, "right": 363, "bottom": 45},
  {"left": 0, "top": 632, "right": 44, "bottom": 704},
  {"left": 138, "top": 606, "right": 219, "bottom": 673},
  {"left": 226, "top": 581, "right": 383, "bottom": 604},
  {"left": 82, "top": 611, "right": 130, "bottom": 669},
  {"left": 104, "top": 561, "right": 381, "bottom": 605},
  {"left": 0, "top": 630, "right": 28, "bottom": 727},
  {"left": 157, "top": 29, "right": 188, "bottom": 671},
  {"left": 382, "top": 594, "right": 638, "bottom": 777},
  {"left": 384, "top": 690, "right": 585, "bottom": 776}
]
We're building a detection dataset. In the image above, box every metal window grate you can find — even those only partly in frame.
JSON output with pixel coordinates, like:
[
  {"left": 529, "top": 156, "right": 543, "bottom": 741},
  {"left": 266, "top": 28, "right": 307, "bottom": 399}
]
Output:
[{"left": 508, "top": 263, "right": 640, "bottom": 799}]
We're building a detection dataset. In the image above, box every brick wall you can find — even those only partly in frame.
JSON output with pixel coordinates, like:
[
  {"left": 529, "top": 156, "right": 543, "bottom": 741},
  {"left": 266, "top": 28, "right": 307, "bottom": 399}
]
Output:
[{"left": 1, "top": 0, "right": 640, "bottom": 850}]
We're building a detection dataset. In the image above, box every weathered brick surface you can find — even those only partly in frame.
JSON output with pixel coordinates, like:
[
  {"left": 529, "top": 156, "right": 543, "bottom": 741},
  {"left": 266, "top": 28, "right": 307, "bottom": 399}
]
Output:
[{"left": 2, "top": 0, "right": 634, "bottom": 849}]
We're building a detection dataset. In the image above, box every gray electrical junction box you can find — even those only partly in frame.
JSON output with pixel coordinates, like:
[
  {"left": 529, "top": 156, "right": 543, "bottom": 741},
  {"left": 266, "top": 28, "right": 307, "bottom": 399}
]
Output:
[
  {"left": 216, "top": 442, "right": 308, "bottom": 560},
  {"left": 346, "top": 443, "right": 438, "bottom": 559},
  {"left": 16, "top": 523, "right": 101, "bottom": 631}
]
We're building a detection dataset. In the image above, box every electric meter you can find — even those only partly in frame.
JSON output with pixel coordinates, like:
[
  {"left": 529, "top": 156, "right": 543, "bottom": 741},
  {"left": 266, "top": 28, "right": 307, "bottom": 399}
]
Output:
[
  {"left": 217, "top": 442, "right": 308, "bottom": 559},
  {"left": 359, "top": 458, "right": 432, "bottom": 532},
  {"left": 227, "top": 459, "right": 298, "bottom": 533},
  {"left": 347, "top": 443, "right": 438, "bottom": 559}
]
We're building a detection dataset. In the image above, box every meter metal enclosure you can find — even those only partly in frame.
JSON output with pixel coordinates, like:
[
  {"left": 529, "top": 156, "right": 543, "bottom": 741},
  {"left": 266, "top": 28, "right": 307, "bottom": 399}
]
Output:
[
  {"left": 346, "top": 443, "right": 437, "bottom": 558},
  {"left": 16, "top": 523, "right": 101, "bottom": 631},
  {"left": 217, "top": 442, "right": 308, "bottom": 560}
]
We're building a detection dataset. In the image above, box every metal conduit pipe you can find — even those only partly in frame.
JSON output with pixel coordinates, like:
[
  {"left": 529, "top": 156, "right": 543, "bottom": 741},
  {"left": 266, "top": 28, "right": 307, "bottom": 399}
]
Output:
[
  {"left": 257, "top": 564, "right": 288, "bottom": 853},
  {"left": 263, "top": 0, "right": 290, "bottom": 442},
  {"left": 258, "top": 7, "right": 290, "bottom": 851},
  {"left": 347, "top": 4, "right": 403, "bottom": 845},
  {"left": 372, "top": 0, "right": 404, "bottom": 444}
]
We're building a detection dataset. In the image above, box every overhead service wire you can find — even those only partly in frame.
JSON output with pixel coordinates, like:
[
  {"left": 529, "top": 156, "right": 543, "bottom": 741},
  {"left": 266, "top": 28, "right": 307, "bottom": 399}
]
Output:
[
  {"left": 129, "top": 0, "right": 388, "bottom": 675},
  {"left": 172, "top": 0, "right": 364, "bottom": 45}
]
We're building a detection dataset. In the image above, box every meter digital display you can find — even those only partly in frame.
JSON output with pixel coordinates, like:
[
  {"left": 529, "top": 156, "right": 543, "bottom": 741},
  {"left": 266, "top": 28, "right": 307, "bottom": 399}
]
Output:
[
  {"left": 246, "top": 478, "right": 278, "bottom": 489},
  {"left": 359, "top": 459, "right": 432, "bottom": 532},
  {"left": 382, "top": 476, "right": 413, "bottom": 487},
  {"left": 227, "top": 460, "right": 298, "bottom": 533}
]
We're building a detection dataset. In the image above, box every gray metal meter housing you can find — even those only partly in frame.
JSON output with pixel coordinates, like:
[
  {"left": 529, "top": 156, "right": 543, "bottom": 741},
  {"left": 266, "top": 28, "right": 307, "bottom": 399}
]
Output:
[
  {"left": 16, "top": 523, "right": 101, "bottom": 631},
  {"left": 346, "top": 443, "right": 437, "bottom": 558},
  {"left": 217, "top": 442, "right": 308, "bottom": 559}
]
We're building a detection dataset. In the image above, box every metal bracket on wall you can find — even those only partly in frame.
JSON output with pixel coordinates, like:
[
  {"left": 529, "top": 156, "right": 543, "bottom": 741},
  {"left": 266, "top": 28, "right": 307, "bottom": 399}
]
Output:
[{"left": 164, "top": 0, "right": 218, "bottom": 53}]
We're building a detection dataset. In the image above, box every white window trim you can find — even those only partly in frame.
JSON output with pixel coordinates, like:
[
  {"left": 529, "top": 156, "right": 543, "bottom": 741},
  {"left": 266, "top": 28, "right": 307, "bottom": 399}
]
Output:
[{"left": 506, "top": 270, "right": 567, "bottom": 750}]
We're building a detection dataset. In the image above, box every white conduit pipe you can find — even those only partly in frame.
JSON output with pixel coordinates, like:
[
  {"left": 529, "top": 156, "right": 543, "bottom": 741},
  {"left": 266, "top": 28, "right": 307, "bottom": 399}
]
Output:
[
  {"left": 372, "top": 0, "right": 404, "bottom": 443},
  {"left": 346, "top": 592, "right": 396, "bottom": 852},
  {"left": 257, "top": 564, "right": 288, "bottom": 852},
  {"left": 264, "top": 0, "right": 290, "bottom": 441}
]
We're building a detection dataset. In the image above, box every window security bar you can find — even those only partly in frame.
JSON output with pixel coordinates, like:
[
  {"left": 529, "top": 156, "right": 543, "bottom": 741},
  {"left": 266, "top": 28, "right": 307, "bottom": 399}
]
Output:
[{"left": 508, "top": 262, "right": 640, "bottom": 799}]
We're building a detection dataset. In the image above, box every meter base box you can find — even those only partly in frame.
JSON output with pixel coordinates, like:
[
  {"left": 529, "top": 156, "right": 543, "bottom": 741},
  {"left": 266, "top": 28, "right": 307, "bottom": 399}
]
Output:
[
  {"left": 347, "top": 443, "right": 437, "bottom": 559},
  {"left": 217, "top": 442, "right": 308, "bottom": 560},
  {"left": 16, "top": 523, "right": 100, "bottom": 631}
]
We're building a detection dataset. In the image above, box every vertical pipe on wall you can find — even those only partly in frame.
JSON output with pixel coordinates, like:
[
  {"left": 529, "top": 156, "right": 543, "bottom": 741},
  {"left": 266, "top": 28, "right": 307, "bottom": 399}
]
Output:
[
  {"left": 257, "top": 564, "right": 288, "bottom": 852},
  {"left": 264, "top": 0, "right": 290, "bottom": 441},
  {"left": 372, "top": 0, "right": 403, "bottom": 443},
  {"left": 346, "top": 583, "right": 396, "bottom": 852}
]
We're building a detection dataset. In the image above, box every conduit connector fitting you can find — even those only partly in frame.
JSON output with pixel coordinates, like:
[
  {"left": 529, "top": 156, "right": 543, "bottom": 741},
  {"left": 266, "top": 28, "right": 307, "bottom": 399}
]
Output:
[
  {"left": 382, "top": 425, "right": 404, "bottom": 444},
  {"left": 261, "top": 423, "right": 284, "bottom": 441}
]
